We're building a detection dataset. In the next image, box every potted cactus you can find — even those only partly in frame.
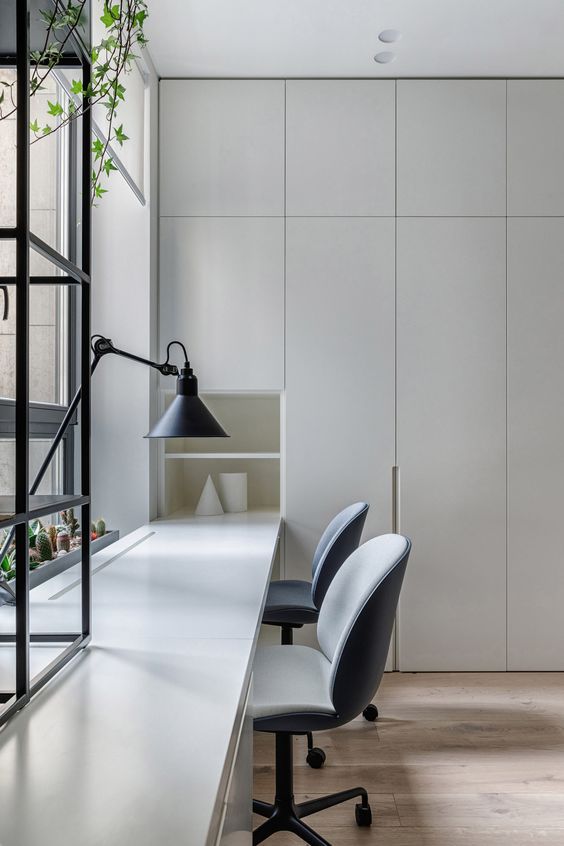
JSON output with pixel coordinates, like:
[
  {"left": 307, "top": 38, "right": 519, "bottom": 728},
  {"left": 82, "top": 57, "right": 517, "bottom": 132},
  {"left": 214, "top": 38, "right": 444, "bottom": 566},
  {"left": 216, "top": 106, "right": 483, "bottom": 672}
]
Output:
[
  {"left": 56, "top": 529, "right": 71, "bottom": 554},
  {"left": 60, "top": 508, "right": 80, "bottom": 539},
  {"left": 0, "top": 514, "right": 119, "bottom": 597},
  {"left": 35, "top": 530, "right": 54, "bottom": 562}
]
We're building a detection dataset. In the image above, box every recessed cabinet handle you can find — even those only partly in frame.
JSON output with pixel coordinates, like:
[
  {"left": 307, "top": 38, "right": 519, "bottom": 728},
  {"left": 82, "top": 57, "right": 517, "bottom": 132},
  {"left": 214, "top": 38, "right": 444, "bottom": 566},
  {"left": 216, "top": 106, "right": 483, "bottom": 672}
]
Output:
[
  {"left": 392, "top": 465, "right": 400, "bottom": 534},
  {"left": 0, "top": 286, "right": 8, "bottom": 321}
]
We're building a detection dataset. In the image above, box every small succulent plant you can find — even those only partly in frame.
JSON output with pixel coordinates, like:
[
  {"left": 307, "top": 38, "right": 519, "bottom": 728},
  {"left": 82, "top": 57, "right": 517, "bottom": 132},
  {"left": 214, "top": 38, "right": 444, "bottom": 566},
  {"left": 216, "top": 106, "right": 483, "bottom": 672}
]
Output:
[
  {"left": 61, "top": 508, "right": 80, "bottom": 538},
  {"left": 56, "top": 531, "right": 71, "bottom": 554},
  {"left": 35, "top": 530, "right": 53, "bottom": 562},
  {"left": 95, "top": 518, "right": 106, "bottom": 537},
  {"left": 0, "top": 548, "right": 16, "bottom": 581},
  {"left": 29, "top": 548, "right": 42, "bottom": 569}
]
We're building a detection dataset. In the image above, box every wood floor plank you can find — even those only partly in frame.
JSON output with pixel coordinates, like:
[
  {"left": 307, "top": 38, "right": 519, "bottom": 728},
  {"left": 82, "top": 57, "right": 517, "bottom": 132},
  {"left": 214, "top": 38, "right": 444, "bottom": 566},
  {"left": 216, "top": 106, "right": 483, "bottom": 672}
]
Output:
[
  {"left": 255, "top": 717, "right": 564, "bottom": 767},
  {"left": 254, "top": 758, "right": 564, "bottom": 795},
  {"left": 250, "top": 828, "right": 564, "bottom": 845},
  {"left": 253, "top": 673, "right": 564, "bottom": 843},
  {"left": 370, "top": 673, "right": 564, "bottom": 722},
  {"left": 394, "top": 793, "right": 564, "bottom": 827}
]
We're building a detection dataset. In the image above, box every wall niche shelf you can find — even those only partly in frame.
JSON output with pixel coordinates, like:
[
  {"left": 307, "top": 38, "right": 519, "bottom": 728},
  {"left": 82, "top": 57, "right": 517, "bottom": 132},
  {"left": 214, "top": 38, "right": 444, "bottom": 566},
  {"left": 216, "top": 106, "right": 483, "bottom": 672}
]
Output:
[
  {"left": 165, "top": 453, "right": 281, "bottom": 460},
  {"left": 158, "top": 392, "right": 282, "bottom": 516}
]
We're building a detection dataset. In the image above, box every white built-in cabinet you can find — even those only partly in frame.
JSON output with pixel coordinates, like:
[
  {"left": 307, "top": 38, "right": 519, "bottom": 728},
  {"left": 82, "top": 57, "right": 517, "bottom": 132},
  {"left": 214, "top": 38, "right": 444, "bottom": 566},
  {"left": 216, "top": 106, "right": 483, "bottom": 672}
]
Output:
[
  {"left": 397, "top": 80, "right": 506, "bottom": 216},
  {"left": 507, "top": 81, "right": 564, "bottom": 215},
  {"left": 159, "top": 217, "right": 284, "bottom": 391},
  {"left": 285, "top": 217, "right": 395, "bottom": 579},
  {"left": 285, "top": 80, "right": 395, "bottom": 216},
  {"left": 160, "top": 80, "right": 285, "bottom": 216},
  {"left": 159, "top": 77, "right": 564, "bottom": 670},
  {"left": 505, "top": 81, "right": 564, "bottom": 670},
  {"left": 396, "top": 218, "right": 507, "bottom": 670},
  {"left": 507, "top": 218, "right": 564, "bottom": 670}
]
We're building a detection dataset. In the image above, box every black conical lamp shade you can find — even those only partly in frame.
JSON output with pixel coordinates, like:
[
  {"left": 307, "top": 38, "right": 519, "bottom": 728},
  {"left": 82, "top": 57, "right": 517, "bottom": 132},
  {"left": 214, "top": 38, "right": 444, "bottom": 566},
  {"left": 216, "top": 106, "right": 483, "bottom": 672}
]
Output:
[{"left": 145, "top": 366, "right": 229, "bottom": 438}]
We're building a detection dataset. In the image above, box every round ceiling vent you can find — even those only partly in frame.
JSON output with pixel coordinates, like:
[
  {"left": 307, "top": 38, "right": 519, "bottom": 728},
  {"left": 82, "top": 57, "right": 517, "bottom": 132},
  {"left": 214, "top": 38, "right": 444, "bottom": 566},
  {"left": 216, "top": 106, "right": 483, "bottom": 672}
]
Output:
[
  {"left": 374, "top": 51, "right": 396, "bottom": 64},
  {"left": 378, "top": 29, "right": 402, "bottom": 43}
]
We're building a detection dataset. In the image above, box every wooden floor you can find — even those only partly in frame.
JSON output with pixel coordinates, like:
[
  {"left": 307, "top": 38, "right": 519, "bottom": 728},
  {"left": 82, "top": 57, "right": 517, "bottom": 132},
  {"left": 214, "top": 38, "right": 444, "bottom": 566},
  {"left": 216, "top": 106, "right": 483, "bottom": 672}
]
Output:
[{"left": 253, "top": 672, "right": 564, "bottom": 845}]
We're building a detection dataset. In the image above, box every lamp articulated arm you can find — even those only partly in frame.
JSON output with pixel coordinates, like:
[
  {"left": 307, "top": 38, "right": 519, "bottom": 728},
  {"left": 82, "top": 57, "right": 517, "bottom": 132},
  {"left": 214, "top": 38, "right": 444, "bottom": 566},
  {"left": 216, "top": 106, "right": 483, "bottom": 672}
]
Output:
[
  {"left": 90, "top": 335, "right": 190, "bottom": 378},
  {"left": 0, "top": 336, "right": 197, "bottom": 576}
]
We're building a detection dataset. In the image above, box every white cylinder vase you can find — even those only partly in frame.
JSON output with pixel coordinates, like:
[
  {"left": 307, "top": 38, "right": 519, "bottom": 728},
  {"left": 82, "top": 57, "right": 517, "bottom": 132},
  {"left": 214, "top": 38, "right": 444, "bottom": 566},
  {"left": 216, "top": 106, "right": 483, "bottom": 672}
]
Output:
[{"left": 218, "top": 472, "right": 248, "bottom": 513}]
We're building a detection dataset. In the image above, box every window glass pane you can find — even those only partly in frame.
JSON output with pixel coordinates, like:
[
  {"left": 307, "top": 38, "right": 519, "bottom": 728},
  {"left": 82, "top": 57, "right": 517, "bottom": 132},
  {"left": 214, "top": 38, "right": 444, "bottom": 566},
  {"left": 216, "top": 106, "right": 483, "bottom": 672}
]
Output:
[
  {"left": 0, "top": 241, "right": 15, "bottom": 510},
  {"left": 29, "top": 284, "right": 65, "bottom": 405},
  {"left": 0, "top": 69, "right": 16, "bottom": 229},
  {"left": 0, "top": 239, "right": 16, "bottom": 520},
  {"left": 0, "top": 281, "right": 69, "bottom": 406},
  {"left": 30, "top": 75, "right": 68, "bottom": 258},
  {"left": 0, "top": 243, "right": 15, "bottom": 406}
]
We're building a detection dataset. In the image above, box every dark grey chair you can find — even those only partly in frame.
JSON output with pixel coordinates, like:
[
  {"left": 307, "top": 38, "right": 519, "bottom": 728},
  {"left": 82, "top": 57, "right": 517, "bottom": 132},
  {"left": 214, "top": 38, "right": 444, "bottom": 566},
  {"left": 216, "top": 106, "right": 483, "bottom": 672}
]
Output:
[
  {"left": 262, "top": 502, "right": 370, "bottom": 768},
  {"left": 252, "top": 533, "right": 411, "bottom": 845}
]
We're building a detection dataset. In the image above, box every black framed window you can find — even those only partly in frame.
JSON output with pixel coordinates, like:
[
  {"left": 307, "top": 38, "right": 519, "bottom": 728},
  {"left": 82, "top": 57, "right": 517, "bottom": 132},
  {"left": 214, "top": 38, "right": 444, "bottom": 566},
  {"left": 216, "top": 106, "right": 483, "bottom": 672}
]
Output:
[
  {"left": 0, "top": 74, "right": 79, "bottom": 503},
  {"left": 0, "top": 0, "right": 92, "bottom": 726}
]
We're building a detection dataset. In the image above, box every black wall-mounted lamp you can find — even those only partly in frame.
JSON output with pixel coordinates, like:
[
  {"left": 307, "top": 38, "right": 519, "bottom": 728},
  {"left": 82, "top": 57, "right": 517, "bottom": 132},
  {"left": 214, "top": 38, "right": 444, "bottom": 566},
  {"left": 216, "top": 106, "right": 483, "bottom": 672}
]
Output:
[
  {"left": 0, "top": 335, "right": 228, "bottom": 582},
  {"left": 90, "top": 336, "right": 228, "bottom": 438}
]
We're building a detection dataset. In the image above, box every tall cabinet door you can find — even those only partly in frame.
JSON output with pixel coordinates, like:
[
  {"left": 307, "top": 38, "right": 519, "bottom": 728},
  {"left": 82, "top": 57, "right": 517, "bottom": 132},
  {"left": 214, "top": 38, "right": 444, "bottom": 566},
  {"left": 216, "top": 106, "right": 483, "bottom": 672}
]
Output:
[
  {"left": 285, "top": 218, "right": 395, "bottom": 588},
  {"left": 397, "top": 218, "right": 507, "bottom": 670},
  {"left": 507, "top": 219, "right": 564, "bottom": 670}
]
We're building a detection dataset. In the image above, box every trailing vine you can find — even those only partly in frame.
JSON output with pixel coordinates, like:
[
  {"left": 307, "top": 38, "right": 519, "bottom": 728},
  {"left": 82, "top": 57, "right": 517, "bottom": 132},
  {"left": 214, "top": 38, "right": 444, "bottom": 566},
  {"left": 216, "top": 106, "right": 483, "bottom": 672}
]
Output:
[{"left": 0, "top": 1, "right": 148, "bottom": 203}]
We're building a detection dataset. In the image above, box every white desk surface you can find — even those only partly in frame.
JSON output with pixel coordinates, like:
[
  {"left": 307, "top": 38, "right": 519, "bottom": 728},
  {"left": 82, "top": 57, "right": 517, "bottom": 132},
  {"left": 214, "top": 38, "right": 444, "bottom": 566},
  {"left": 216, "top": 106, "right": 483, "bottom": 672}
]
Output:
[{"left": 0, "top": 509, "right": 281, "bottom": 846}]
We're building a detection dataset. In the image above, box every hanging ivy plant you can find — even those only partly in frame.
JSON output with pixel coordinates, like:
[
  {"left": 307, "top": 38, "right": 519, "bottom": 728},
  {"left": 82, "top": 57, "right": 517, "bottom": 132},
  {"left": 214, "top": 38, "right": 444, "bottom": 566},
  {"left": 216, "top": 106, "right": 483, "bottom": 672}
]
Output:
[{"left": 0, "top": 1, "right": 149, "bottom": 203}]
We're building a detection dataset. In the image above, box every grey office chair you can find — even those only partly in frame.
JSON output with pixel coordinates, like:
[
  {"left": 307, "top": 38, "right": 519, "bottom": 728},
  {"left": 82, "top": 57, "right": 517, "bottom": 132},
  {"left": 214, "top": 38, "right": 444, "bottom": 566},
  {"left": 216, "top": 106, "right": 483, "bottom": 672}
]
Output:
[
  {"left": 263, "top": 502, "right": 371, "bottom": 768},
  {"left": 252, "top": 533, "right": 411, "bottom": 845}
]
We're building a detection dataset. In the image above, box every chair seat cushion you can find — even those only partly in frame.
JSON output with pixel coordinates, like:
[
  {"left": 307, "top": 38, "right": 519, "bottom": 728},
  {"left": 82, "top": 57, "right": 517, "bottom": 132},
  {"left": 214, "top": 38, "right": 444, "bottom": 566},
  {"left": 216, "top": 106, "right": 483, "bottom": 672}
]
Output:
[
  {"left": 262, "top": 579, "right": 319, "bottom": 626},
  {"left": 252, "top": 645, "right": 336, "bottom": 726}
]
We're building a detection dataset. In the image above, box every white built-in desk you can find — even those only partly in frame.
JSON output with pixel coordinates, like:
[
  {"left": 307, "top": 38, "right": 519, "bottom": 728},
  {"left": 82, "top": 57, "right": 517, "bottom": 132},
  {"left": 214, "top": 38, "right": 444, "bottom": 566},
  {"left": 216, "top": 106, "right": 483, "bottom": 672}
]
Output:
[{"left": 0, "top": 509, "right": 281, "bottom": 846}]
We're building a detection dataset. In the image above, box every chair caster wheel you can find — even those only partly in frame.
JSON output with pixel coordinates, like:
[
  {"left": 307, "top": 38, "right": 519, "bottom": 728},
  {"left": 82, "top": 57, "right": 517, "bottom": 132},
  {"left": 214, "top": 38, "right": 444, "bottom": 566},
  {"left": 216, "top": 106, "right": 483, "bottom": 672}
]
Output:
[
  {"left": 306, "top": 747, "right": 326, "bottom": 769},
  {"left": 355, "top": 803, "right": 372, "bottom": 827},
  {"left": 362, "top": 704, "right": 378, "bottom": 721}
]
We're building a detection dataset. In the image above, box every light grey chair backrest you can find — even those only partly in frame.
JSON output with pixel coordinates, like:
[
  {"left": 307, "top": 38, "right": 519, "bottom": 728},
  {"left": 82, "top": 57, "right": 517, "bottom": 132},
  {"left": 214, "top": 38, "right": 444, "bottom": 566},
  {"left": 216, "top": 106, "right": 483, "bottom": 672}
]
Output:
[
  {"left": 318, "top": 533, "right": 411, "bottom": 722},
  {"left": 310, "top": 502, "right": 369, "bottom": 609}
]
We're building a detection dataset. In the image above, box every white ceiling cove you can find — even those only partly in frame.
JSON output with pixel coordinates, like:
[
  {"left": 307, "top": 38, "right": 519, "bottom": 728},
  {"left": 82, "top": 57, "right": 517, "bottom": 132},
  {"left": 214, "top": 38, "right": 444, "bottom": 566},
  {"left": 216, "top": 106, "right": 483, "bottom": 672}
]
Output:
[{"left": 146, "top": 0, "right": 564, "bottom": 79}]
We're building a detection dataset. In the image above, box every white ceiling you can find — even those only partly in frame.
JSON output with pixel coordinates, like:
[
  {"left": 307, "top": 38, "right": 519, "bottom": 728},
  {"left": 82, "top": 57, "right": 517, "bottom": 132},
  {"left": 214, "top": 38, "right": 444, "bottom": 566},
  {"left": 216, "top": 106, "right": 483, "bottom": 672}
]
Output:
[{"left": 146, "top": 0, "right": 564, "bottom": 79}]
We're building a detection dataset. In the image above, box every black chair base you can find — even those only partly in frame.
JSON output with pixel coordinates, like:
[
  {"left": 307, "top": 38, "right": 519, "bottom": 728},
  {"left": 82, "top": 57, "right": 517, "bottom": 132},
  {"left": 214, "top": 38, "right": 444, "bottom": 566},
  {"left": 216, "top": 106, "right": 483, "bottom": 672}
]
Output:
[{"left": 253, "top": 733, "right": 372, "bottom": 845}]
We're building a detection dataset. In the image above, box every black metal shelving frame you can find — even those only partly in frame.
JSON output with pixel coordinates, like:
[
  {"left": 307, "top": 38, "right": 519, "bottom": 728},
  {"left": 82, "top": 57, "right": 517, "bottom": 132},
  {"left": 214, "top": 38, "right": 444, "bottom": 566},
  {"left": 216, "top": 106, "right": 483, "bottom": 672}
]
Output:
[{"left": 0, "top": 1, "right": 92, "bottom": 727}]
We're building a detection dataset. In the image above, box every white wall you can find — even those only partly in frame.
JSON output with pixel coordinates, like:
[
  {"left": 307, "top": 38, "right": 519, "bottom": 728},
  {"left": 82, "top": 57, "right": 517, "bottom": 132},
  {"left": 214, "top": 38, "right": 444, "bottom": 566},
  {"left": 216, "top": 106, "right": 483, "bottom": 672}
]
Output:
[{"left": 91, "top": 56, "right": 158, "bottom": 536}]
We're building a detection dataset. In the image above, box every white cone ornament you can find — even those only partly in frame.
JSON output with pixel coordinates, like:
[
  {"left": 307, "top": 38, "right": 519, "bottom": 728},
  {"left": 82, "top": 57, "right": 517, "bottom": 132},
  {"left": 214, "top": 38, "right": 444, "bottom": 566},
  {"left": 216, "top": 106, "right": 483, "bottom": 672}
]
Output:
[{"left": 195, "top": 475, "right": 224, "bottom": 517}]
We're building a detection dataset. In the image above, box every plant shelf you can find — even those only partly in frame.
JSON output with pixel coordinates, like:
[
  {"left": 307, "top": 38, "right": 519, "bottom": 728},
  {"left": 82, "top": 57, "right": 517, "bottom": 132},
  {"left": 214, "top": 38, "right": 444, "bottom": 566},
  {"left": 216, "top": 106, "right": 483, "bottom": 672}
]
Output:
[{"left": 1, "top": 530, "right": 120, "bottom": 595}]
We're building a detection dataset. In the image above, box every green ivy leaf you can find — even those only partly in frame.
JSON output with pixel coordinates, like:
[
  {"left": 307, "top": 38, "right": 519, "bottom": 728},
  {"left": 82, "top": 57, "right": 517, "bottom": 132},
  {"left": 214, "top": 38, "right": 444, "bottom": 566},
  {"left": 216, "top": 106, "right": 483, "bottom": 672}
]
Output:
[
  {"left": 42, "top": 124, "right": 53, "bottom": 135},
  {"left": 70, "top": 79, "right": 84, "bottom": 95},
  {"left": 47, "top": 100, "right": 63, "bottom": 117},
  {"left": 29, "top": 119, "right": 40, "bottom": 133},
  {"left": 92, "top": 138, "right": 104, "bottom": 159},
  {"left": 100, "top": 3, "right": 120, "bottom": 28},
  {"left": 100, "top": 6, "right": 114, "bottom": 27},
  {"left": 114, "top": 124, "right": 129, "bottom": 146},
  {"left": 102, "top": 157, "right": 118, "bottom": 176}
]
